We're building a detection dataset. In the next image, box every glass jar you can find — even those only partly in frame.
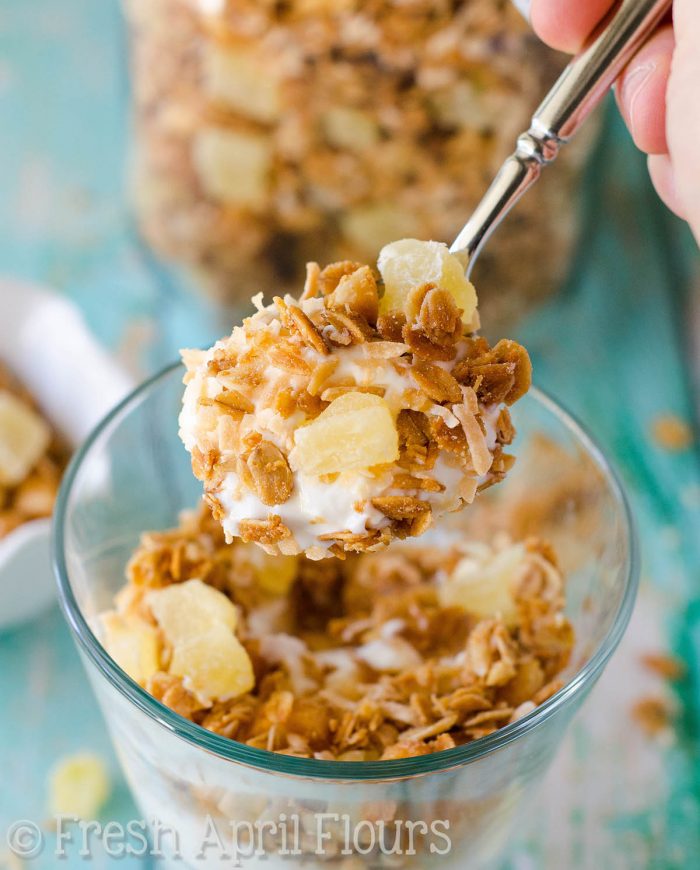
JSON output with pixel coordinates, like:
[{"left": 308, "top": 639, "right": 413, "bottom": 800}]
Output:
[
  {"left": 55, "top": 366, "right": 637, "bottom": 868},
  {"left": 124, "top": 0, "right": 592, "bottom": 328}
]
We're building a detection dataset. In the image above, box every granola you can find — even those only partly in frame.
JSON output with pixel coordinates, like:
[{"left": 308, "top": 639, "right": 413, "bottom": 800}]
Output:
[
  {"left": 124, "top": 0, "right": 592, "bottom": 329},
  {"left": 651, "top": 414, "right": 695, "bottom": 452},
  {"left": 179, "top": 240, "right": 531, "bottom": 558},
  {"left": 0, "top": 362, "right": 70, "bottom": 540},
  {"left": 101, "top": 504, "right": 574, "bottom": 760}
]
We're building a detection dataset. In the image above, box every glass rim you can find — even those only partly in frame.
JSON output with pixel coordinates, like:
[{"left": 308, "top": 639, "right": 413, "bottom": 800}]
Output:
[{"left": 53, "top": 361, "right": 639, "bottom": 782}]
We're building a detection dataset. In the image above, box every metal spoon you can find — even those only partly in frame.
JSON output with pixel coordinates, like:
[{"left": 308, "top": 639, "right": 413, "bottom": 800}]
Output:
[{"left": 451, "top": 0, "right": 673, "bottom": 273}]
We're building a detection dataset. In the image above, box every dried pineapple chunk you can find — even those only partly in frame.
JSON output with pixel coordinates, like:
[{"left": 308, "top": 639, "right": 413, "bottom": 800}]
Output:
[
  {"left": 147, "top": 578, "right": 238, "bottom": 646},
  {"left": 289, "top": 392, "right": 398, "bottom": 476},
  {"left": 48, "top": 753, "right": 111, "bottom": 819},
  {"left": 322, "top": 107, "right": 380, "bottom": 152},
  {"left": 193, "top": 127, "right": 271, "bottom": 208},
  {"left": 205, "top": 46, "right": 280, "bottom": 123},
  {"left": 341, "top": 204, "right": 420, "bottom": 255},
  {"left": 243, "top": 545, "right": 298, "bottom": 595},
  {"left": 439, "top": 543, "right": 525, "bottom": 626},
  {"left": 101, "top": 611, "right": 160, "bottom": 684},
  {"left": 169, "top": 623, "right": 255, "bottom": 701},
  {"left": 377, "top": 239, "right": 478, "bottom": 327},
  {"left": 0, "top": 390, "right": 51, "bottom": 486}
]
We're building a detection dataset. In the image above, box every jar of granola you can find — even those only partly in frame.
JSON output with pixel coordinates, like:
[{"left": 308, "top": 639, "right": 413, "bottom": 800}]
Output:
[{"left": 125, "top": 0, "right": 592, "bottom": 327}]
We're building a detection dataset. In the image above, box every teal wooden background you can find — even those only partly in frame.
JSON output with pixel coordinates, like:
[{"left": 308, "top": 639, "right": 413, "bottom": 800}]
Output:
[{"left": 0, "top": 0, "right": 698, "bottom": 867}]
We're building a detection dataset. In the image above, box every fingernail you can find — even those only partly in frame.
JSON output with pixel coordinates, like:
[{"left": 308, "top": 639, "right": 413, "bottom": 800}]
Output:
[{"left": 619, "top": 61, "right": 656, "bottom": 131}]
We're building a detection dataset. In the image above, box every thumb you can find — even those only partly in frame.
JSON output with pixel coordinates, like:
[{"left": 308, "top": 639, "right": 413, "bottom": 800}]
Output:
[{"left": 666, "top": 0, "right": 700, "bottom": 242}]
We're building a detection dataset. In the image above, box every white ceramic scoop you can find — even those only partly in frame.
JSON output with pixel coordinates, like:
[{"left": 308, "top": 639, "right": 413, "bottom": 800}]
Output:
[{"left": 0, "top": 280, "right": 133, "bottom": 629}]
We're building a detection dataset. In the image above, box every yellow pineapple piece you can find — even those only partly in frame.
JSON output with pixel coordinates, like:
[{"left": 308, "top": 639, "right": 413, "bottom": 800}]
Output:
[
  {"left": 101, "top": 611, "right": 160, "bottom": 684},
  {"left": 439, "top": 543, "right": 525, "bottom": 626},
  {"left": 377, "top": 239, "right": 478, "bottom": 327},
  {"left": 322, "top": 107, "right": 380, "bottom": 152},
  {"left": 0, "top": 390, "right": 51, "bottom": 486},
  {"left": 289, "top": 392, "right": 398, "bottom": 476},
  {"left": 193, "top": 127, "right": 271, "bottom": 208},
  {"left": 48, "top": 753, "right": 111, "bottom": 819},
  {"left": 205, "top": 46, "right": 280, "bottom": 123},
  {"left": 169, "top": 623, "right": 255, "bottom": 701},
  {"left": 147, "top": 578, "right": 238, "bottom": 647},
  {"left": 341, "top": 204, "right": 420, "bottom": 255},
  {"left": 244, "top": 546, "right": 298, "bottom": 595}
]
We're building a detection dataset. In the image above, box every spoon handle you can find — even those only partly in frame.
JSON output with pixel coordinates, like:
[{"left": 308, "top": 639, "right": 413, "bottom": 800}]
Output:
[{"left": 450, "top": 0, "right": 672, "bottom": 273}]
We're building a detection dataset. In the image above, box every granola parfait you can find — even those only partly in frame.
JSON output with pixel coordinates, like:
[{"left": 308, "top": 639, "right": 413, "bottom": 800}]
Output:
[
  {"left": 57, "top": 359, "right": 636, "bottom": 869},
  {"left": 102, "top": 504, "right": 573, "bottom": 762},
  {"left": 179, "top": 239, "right": 531, "bottom": 559}
]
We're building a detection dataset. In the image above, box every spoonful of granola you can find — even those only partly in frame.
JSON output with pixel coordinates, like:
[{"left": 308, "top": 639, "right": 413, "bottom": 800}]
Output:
[
  {"left": 179, "top": 239, "right": 530, "bottom": 560},
  {"left": 179, "top": 0, "right": 669, "bottom": 560}
]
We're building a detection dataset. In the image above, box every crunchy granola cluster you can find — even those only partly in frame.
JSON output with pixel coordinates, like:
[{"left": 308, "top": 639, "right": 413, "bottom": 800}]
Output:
[
  {"left": 0, "top": 362, "right": 70, "bottom": 539},
  {"left": 101, "top": 504, "right": 574, "bottom": 760},
  {"left": 125, "top": 0, "right": 589, "bottom": 327},
  {"left": 179, "top": 240, "right": 531, "bottom": 558}
]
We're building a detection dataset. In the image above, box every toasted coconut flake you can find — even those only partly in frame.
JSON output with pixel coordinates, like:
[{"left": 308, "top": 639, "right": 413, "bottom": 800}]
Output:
[
  {"left": 307, "top": 357, "right": 340, "bottom": 396},
  {"left": 181, "top": 348, "right": 208, "bottom": 371},
  {"left": 459, "top": 476, "right": 478, "bottom": 504},
  {"left": 453, "top": 403, "right": 492, "bottom": 477},
  {"left": 362, "top": 341, "right": 410, "bottom": 359},
  {"left": 300, "top": 261, "right": 321, "bottom": 301},
  {"left": 268, "top": 344, "right": 312, "bottom": 374}
]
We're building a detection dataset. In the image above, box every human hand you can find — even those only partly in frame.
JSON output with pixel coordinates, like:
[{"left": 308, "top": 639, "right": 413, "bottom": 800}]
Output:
[{"left": 530, "top": 0, "right": 700, "bottom": 242}]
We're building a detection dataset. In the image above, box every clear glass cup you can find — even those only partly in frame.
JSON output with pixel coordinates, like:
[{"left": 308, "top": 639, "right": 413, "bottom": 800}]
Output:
[{"left": 54, "top": 364, "right": 638, "bottom": 869}]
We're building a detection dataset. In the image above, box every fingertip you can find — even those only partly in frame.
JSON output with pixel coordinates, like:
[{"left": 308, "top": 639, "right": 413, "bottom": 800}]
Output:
[
  {"left": 530, "top": 0, "right": 577, "bottom": 52},
  {"left": 648, "top": 154, "right": 687, "bottom": 219},
  {"left": 530, "top": 0, "right": 613, "bottom": 53},
  {"left": 616, "top": 26, "right": 674, "bottom": 155}
]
